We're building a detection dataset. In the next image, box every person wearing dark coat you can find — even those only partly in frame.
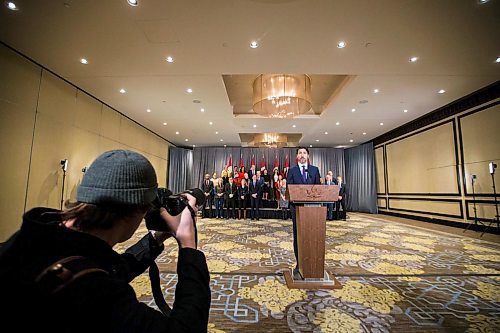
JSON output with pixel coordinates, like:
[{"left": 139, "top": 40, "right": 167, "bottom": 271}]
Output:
[
  {"left": 0, "top": 150, "right": 211, "bottom": 333},
  {"left": 249, "top": 175, "right": 262, "bottom": 220},
  {"left": 201, "top": 173, "right": 214, "bottom": 218},
  {"left": 336, "top": 175, "right": 347, "bottom": 220},
  {"left": 286, "top": 147, "right": 321, "bottom": 279},
  {"left": 238, "top": 178, "right": 250, "bottom": 220},
  {"left": 224, "top": 177, "right": 238, "bottom": 219}
]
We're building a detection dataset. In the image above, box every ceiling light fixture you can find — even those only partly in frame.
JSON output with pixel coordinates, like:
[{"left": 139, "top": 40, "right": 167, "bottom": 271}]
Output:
[
  {"left": 438, "top": 89, "right": 446, "bottom": 94},
  {"left": 337, "top": 41, "right": 346, "bottom": 48},
  {"left": 250, "top": 41, "right": 259, "bottom": 48},
  {"left": 186, "top": 88, "right": 193, "bottom": 93},
  {"left": 185, "top": 139, "right": 189, "bottom": 142},
  {"left": 220, "top": 139, "right": 224, "bottom": 142},
  {"left": 252, "top": 74, "right": 312, "bottom": 118},
  {"left": 209, "top": 122, "right": 213, "bottom": 125},
  {"left": 215, "top": 131, "right": 219, "bottom": 134},
  {"left": 119, "top": 89, "right": 126, "bottom": 94},
  {"left": 147, "top": 109, "right": 151, "bottom": 112},
  {"left": 166, "top": 56, "right": 174, "bottom": 63},
  {"left": 80, "top": 58, "right": 88, "bottom": 65},
  {"left": 253, "top": 124, "right": 257, "bottom": 128},
  {"left": 403, "top": 109, "right": 408, "bottom": 113},
  {"left": 409, "top": 56, "right": 418, "bottom": 62},
  {"left": 363, "top": 132, "right": 367, "bottom": 135},
  {"left": 127, "top": 0, "right": 138, "bottom": 6},
  {"left": 292, "top": 124, "right": 296, "bottom": 128},
  {"left": 373, "top": 89, "right": 379, "bottom": 93},
  {"left": 495, "top": 57, "right": 500, "bottom": 63},
  {"left": 351, "top": 108, "right": 356, "bottom": 112},
  {"left": 324, "top": 132, "right": 328, "bottom": 135},
  {"left": 163, "top": 122, "right": 167, "bottom": 126},
  {"left": 6, "top": 1, "right": 18, "bottom": 10},
  {"left": 336, "top": 122, "right": 340, "bottom": 125},
  {"left": 309, "top": 145, "right": 313, "bottom": 148},
  {"left": 175, "top": 131, "right": 179, "bottom": 135},
  {"left": 349, "top": 139, "right": 354, "bottom": 143},
  {"left": 200, "top": 108, "right": 205, "bottom": 112},
  {"left": 380, "top": 122, "right": 384, "bottom": 126},
  {"left": 315, "top": 139, "right": 319, "bottom": 142}
]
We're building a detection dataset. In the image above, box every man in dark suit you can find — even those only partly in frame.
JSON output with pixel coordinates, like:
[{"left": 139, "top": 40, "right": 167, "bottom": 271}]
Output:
[
  {"left": 286, "top": 147, "right": 321, "bottom": 278},
  {"left": 201, "top": 173, "right": 214, "bottom": 218},
  {"left": 336, "top": 175, "right": 347, "bottom": 220},
  {"left": 249, "top": 175, "right": 262, "bottom": 220},
  {"left": 224, "top": 177, "right": 238, "bottom": 219}
]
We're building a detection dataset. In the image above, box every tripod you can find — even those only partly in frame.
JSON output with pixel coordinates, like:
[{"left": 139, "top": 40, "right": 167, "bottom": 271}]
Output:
[
  {"left": 464, "top": 175, "right": 482, "bottom": 233},
  {"left": 481, "top": 163, "right": 500, "bottom": 236}
]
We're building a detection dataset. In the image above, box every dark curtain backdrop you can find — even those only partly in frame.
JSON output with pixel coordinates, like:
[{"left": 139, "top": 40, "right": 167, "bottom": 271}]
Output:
[
  {"left": 344, "top": 142, "right": 378, "bottom": 213},
  {"left": 167, "top": 147, "right": 193, "bottom": 194},
  {"left": 190, "top": 147, "right": 345, "bottom": 189}
]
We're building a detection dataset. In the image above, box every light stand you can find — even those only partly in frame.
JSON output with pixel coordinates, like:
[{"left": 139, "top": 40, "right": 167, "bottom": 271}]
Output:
[
  {"left": 464, "top": 174, "right": 481, "bottom": 233},
  {"left": 60, "top": 159, "right": 68, "bottom": 210},
  {"left": 482, "top": 162, "right": 500, "bottom": 236}
]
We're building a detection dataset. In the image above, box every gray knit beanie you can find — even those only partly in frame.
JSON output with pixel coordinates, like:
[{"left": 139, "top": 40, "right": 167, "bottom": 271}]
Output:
[{"left": 77, "top": 150, "right": 158, "bottom": 205}]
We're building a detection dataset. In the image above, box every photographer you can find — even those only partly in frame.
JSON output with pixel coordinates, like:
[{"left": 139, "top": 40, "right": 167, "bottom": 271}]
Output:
[{"left": 0, "top": 150, "right": 211, "bottom": 332}]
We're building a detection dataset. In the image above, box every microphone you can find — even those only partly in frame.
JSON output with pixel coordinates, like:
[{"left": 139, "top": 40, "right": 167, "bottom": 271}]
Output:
[{"left": 60, "top": 159, "right": 68, "bottom": 172}]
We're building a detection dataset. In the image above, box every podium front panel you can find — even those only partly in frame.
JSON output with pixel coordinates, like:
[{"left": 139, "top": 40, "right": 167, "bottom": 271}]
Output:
[{"left": 296, "top": 206, "right": 327, "bottom": 278}]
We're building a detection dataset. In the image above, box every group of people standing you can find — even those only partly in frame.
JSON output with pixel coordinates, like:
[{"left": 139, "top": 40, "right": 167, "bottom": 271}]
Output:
[{"left": 201, "top": 165, "right": 290, "bottom": 221}]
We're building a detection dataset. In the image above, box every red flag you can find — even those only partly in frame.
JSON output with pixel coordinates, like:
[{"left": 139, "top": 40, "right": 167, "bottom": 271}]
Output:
[
  {"left": 251, "top": 154, "right": 255, "bottom": 167},
  {"left": 227, "top": 154, "right": 232, "bottom": 174},
  {"left": 284, "top": 155, "right": 289, "bottom": 168},
  {"left": 239, "top": 153, "right": 244, "bottom": 168},
  {"left": 274, "top": 155, "right": 278, "bottom": 170},
  {"left": 261, "top": 154, "right": 266, "bottom": 171}
]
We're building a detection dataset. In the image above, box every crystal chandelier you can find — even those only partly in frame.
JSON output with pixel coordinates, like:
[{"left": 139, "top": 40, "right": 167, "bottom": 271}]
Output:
[{"left": 252, "top": 74, "right": 312, "bottom": 118}]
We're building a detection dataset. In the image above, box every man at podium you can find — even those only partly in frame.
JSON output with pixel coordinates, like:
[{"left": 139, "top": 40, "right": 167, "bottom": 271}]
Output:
[{"left": 286, "top": 147, "right": 321, "bottom": 278}]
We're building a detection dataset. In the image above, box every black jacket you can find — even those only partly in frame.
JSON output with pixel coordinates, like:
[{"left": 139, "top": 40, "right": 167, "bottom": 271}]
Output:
[{"left": 0, "top": 207, "right": 211, "bottom": 332}]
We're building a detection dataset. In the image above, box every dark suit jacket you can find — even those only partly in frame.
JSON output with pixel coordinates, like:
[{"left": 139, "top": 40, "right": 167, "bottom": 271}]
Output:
[
  {"left": 338, "top": 182, "right": 346, "bottom": 197},
  {"left": 249, "top": 181, "right": 262, "bottom": 198},
  {"left": 286, "top": 164, "right": 321, "bottom": 185},
  {"left": 224, "top": 182, "right": 238, "bottom": 200},
  {"left": 201, "top": 179, "right": 213, "bottom": 195}
]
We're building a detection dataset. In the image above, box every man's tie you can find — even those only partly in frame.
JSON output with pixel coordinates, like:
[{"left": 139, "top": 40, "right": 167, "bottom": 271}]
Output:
[{"left": 301, "top": 165, "right": 307, "bottom": 183}]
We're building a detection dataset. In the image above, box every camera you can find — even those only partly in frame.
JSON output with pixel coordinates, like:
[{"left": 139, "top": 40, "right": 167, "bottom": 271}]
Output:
[{"left": 145, "top": 187, "right": 205, "bottom": 231}]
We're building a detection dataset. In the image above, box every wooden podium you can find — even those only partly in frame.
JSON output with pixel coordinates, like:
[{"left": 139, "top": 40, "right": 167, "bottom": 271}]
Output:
[{"left": 283, "top": 184, "right": 341, "bottom": 289}]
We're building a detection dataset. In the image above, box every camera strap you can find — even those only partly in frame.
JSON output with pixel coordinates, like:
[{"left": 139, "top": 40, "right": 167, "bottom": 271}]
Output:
[{"left": 148, "top": 260, "right": 172, "bottom": 317}]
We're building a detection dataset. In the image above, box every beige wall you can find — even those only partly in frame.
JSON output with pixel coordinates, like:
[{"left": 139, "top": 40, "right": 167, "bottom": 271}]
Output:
[
  {"left": 376, "top": 100, "right": 499, "bottom": 226},
  {"left": 0, "top": 45, "right": 170, "bottom": 241}
]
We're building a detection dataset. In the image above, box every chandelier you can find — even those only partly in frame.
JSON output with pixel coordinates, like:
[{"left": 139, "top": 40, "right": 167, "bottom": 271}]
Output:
[
  {"left": 254, "top": 133, "right": 288, "bottom": 148},
  {"left": 252, "top": 74, "right": 312, "bottom": 118}
]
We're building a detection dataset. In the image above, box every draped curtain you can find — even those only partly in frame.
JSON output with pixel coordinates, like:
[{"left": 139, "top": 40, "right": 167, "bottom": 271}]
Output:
[
  {"left": 167, "top": 147, "right": 193, "bottom": 194},
  {"left": 344, "top": 142, "right": 378, "bottom": 213}
]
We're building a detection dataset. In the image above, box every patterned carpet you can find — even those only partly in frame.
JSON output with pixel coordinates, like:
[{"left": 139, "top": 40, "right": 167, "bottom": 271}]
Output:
[{"left": 116, "top": 213, "right": 500, "bottom": 332}]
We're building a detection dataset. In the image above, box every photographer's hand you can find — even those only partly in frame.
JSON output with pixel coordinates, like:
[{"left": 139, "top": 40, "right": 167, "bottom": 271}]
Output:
[{"left": 159, "top": 193, "right": 198, "bottom": 249}]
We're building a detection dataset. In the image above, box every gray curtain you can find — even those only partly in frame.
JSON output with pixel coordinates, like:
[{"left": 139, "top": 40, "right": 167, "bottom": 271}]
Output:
[
  {"left": 191, "top": 147, "right": 345, "bottom": 190},
  {"left": 167, "top": 147, "right": 193, "bottom": 194},
  {"left": 344, "top": 142, "right": 378, "bottom": 213}
]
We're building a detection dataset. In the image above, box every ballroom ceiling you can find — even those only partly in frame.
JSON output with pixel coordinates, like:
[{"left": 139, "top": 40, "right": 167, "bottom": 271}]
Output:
[{"left": 0, "top": 0, "right": 499, "bottom": 148}]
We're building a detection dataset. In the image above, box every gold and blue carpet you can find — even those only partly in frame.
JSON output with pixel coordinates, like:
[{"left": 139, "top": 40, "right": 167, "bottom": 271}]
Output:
[{"left": 116, "top": 213, "right": 500, "bottom": 332}]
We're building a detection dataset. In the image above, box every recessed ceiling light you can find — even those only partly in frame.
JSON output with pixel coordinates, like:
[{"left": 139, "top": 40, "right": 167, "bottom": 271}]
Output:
[
  {"left": 220, "top": 139, "right": 224, "bottom": 142},
  {"left": 373, "top": 89, "right": 379, "bottom": 93},
  {"left": 80, "top": 58, "right": 88, "bottom": 65},
  {"left": 215, "top": 131, "right": 219, "bottom": 134},
  {"left": 363, "top": 132, "right": 366, "bottom": 135},
  {"left": 165, "top": 56, "right": 174, "bottom": 63},
  {"left": 200, "top": 108, "right": 205, "bottom": 112},
  {"left": 147, "top": 108, "right": 151, "bottom": 113},
  {"left": 324, "top": 131, "right": 328, "bottom": 135},
  {"left": 478, "top": 0, "right": 490, "bottom": 3},
  {"left": 6, "top": 2, "right": 18, "bottom": 10},
  {"left": 438, "top": 89, "right": 446, "bottom": 94},
  {"left": 292, "top": 124, "right": 296, "bottom": 128},
  {"left": 337, "top": 41, "right": 346, "bottom": 48},
  {"left": 403, "top": 109, "right": 408, "bottom": 113},
  {"left": 209, "top": 121, "right": 213, "bottom": 125},
  {"left": 250, "top": 41, "right": 259, "bottom": 48},
  {"left": 127, "top": 0, "right": 138, "bottom": 6},
  {"left": 185, "top": 139, "right": 189, "bottom": 142},
  {"left": 380, "top": 122, "right": 384, "bottom": 126},
  {"left": 253, "top": 124, "right": 257, "bottom": 128},
  {"left": 495, "top": 56, "right": 500, "bottom": 63},
  {"left": 119, "top": 89, "right": 126, "bottom": 94},
  {"left": 175, "top": 131, "right": 179, "bottom": 135},
  {"left": 351, "top": 108, "right": 356, "bottom": 112},
  {"left": 224, "top": 144, "right": 227, "bottom": 147},
  {"left": 316, "top": 139, "right": 319, "bottom": 142},
  {"left": 336, "top": 122, "right": 340, "bottom": 126},
  {"left": 409, "top": 56, "right": 418, "bottom": 62},
  {"left": 186, "top": 88, "right": 193, "bottom": 93},
  {"left": 192, "top": 144, "right": 196, "bottom": 147},
  {"left": 162, "top": 122, "right": 167, "bottom": 126},
  {"left": 309, "top": 144, "right": 313, "bottom": 148},
  {"left": 350, "top": 139, "right": 354, "bottom": 143}
]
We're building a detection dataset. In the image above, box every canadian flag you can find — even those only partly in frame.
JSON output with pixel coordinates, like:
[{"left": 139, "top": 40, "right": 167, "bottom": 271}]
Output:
[
  {"left": 284, "top": 155, "right": 289, "bottom": 168},
  {"left": 274, "top": 155, "right": 279, "bottom": 170},
  {"left": 239, "top": 153, "right": 244, "bottom": 168},
  {"left": 251, "top": 154, "right": 255, "bottom": 167},
  {"left": 227, "top": 154, "right": 232, "bottom": 174},
  {"left": 261, "top": 155, "right": 266, "bottom": 171}
]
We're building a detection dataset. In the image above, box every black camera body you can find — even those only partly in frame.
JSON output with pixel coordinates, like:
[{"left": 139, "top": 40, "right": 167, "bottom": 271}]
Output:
[{"left": 145, "top": 188, "right": 205, "bottom": 231}]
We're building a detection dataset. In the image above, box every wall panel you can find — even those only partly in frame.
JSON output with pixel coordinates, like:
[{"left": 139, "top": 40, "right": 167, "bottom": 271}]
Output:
[{"left": 375, "top": 147, "right": 385, "bottom": 194}]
